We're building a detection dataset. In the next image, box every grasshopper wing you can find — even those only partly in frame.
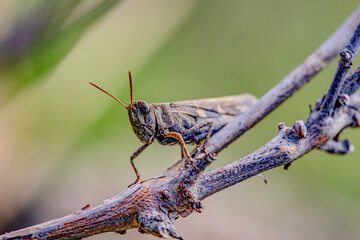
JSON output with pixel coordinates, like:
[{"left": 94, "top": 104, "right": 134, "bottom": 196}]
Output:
[{"left": 168, "top": 94, "right": 257, "bottom": 118}]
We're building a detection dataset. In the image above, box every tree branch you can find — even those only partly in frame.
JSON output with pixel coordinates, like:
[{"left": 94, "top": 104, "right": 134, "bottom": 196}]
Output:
[
  {"left": 197, "top": 92, "right": 360, "bottom": 199},
  {"left": 2, "top": 7, "right": 360, "bottom": 240}
]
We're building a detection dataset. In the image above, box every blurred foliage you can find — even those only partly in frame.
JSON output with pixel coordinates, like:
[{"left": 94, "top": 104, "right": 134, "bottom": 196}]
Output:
[
  {"left": 0, "top": 0, "right": 121, "bottom": 101},
  {"left": 0, "top": 0, "right": 360, "bottom": 239}
]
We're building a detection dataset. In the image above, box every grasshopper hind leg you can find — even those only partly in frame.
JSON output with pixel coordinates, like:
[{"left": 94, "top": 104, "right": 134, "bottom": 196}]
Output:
[
  {"left": 164, "top": 118, "right": 214, "bottom": 169},
  {"left": 200, "top": 119, "right": 214, "bottom": 153},
  {"left": 186, "top": 119, "right": 214, "bottom": 154}
]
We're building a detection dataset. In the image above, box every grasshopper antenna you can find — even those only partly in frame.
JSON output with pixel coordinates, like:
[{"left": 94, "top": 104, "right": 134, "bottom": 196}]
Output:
[
  {"left": 89, "top": 82, "right": 128, "bottom": 109},
  {"left": 128, "top": 71, "right": 135, "bottom": 109}
]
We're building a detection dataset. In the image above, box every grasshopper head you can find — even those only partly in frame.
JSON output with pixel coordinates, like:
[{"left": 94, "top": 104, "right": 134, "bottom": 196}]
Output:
[
  {"left": 128, "top": 100, "right": 156, "bottom": 143},
  {"left": 89, "top": 71, "right": 156, "bottom": 144}
]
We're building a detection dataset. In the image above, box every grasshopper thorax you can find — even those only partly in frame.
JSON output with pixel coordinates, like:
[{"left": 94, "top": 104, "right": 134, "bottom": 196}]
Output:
[{"left": 128, "top": 100, "right": 156, "bottom": 143}]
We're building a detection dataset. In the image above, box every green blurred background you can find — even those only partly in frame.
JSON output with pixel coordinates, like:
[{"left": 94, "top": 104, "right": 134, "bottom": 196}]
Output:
[{"left": 0, "top": 0, "right": 359, "bottom": 239}]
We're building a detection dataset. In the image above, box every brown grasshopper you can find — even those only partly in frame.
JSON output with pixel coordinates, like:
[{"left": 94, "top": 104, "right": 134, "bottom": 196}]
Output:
[{"left": 90, "top": 72, "right": 257, "bottom": 184}]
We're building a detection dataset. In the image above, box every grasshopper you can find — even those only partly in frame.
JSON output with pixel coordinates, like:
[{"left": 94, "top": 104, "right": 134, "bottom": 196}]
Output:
[{"left": 90, "top": 72, "right": 257, "bottom": 184}]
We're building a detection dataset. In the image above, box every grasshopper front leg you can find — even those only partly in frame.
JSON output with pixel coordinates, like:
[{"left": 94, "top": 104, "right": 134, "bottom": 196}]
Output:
[{"left": 129, "top": 136, "right": 155, "bottom": 185}]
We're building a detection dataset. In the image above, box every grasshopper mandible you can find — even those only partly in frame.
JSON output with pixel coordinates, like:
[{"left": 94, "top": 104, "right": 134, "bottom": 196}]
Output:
[{"left": 90, "top": 72, "right": 257, "bottom": 184}]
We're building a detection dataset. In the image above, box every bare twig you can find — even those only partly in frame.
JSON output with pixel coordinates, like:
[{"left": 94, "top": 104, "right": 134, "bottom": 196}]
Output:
[
  {"left": 1, "top": 7, "right": 360, "bottom": 240},
  {"left": 319, "top": 139, "right": 354, "bottom": 154},
  {"left": 321, "top": 22, "right": 360, "bottom": 117},
  {"left": 341, "top": 65, "right": 360, "bottom": 95}
]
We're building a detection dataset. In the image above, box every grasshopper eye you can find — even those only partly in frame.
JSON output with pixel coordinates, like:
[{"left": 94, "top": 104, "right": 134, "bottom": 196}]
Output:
[{"left": 138, "top": 101, "right": 150, "bottom": 114}]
